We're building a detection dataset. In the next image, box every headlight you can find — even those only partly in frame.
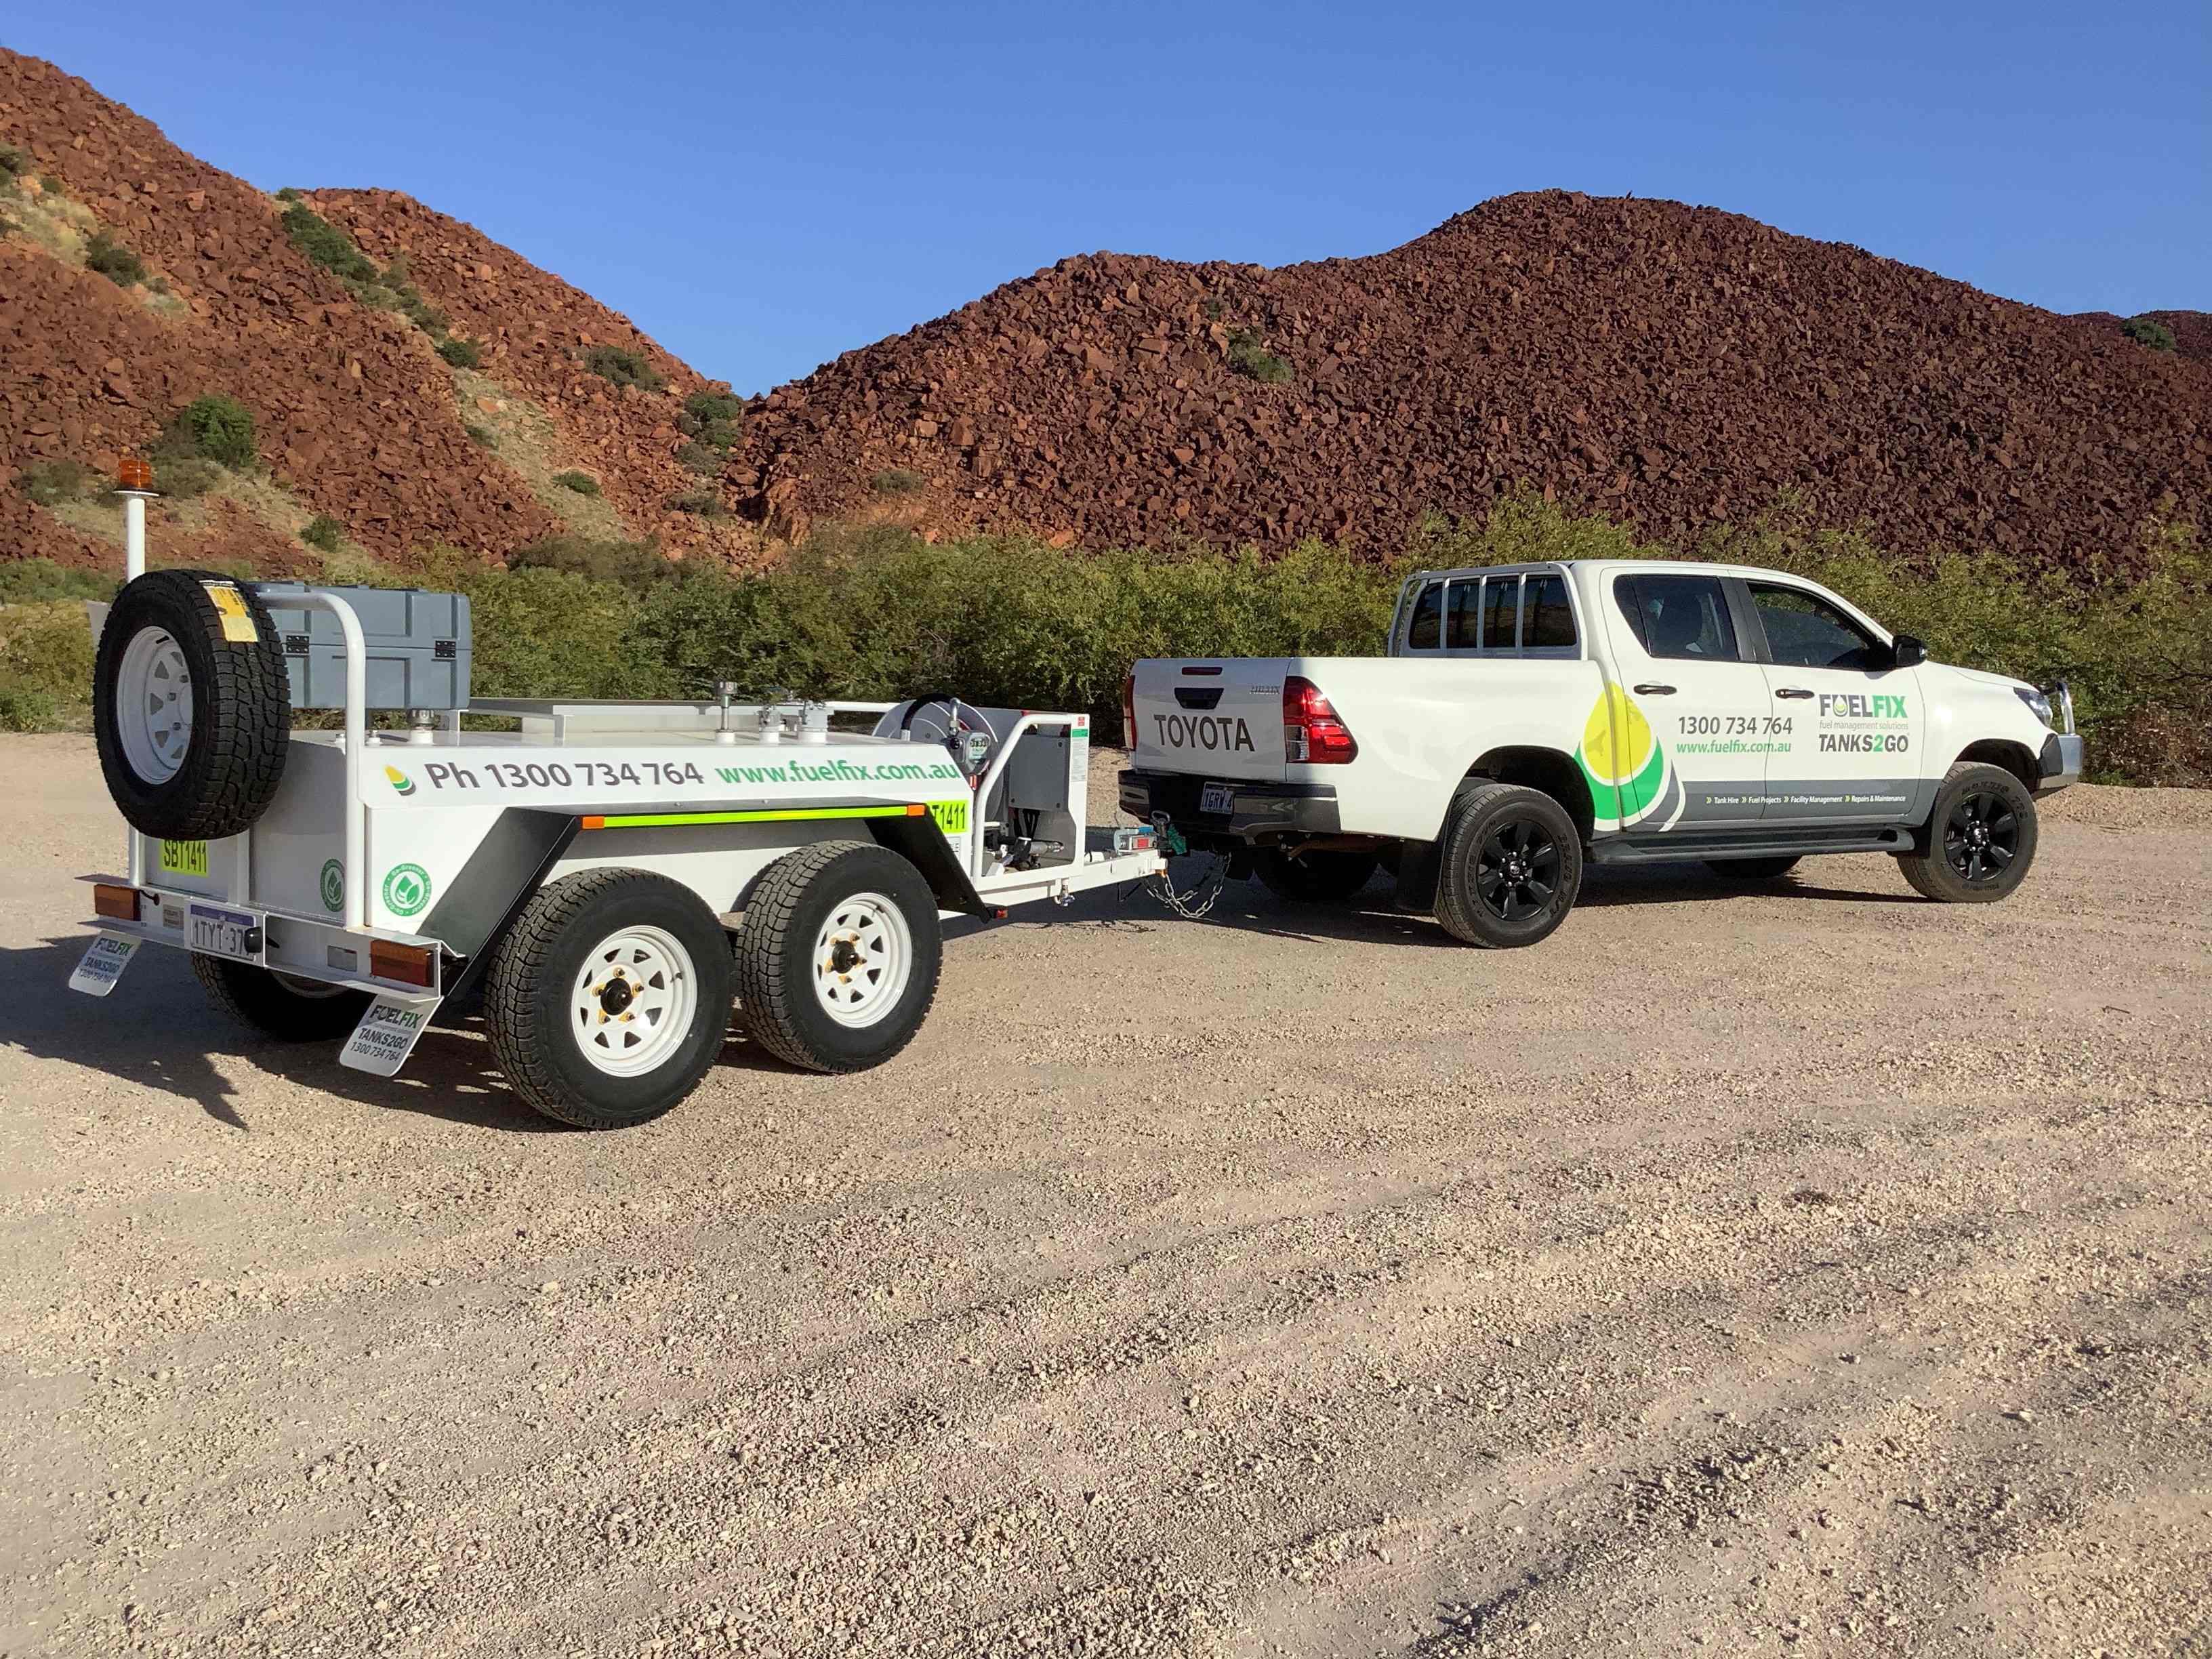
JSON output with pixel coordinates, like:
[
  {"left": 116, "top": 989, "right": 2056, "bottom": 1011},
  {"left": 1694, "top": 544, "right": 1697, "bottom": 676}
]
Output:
[{"left": 2014, "top": 686, "right": 2053, "bottom": 727}]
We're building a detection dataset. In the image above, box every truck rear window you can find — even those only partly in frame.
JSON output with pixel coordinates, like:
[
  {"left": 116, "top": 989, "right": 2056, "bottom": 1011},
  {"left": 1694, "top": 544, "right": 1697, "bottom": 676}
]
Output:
[{"left": 1524, "top": 575, "right": 1576, "bottom": 648}]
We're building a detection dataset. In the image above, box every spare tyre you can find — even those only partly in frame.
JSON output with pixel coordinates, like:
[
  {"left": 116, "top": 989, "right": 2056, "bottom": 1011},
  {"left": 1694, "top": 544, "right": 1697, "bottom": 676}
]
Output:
[{"left": 94, "top": 569, "right": 291, "bottom": 841}]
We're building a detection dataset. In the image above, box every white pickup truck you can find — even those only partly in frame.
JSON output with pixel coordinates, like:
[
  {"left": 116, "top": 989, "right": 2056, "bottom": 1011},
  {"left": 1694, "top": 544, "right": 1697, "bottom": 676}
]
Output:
[{"left": 1120, "top": 558, "right": 2082, "bottom": 947}]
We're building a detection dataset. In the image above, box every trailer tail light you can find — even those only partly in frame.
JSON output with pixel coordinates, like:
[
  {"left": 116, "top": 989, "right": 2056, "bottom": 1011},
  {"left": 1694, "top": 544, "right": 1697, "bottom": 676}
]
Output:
[
  {"left": 370, "top": 939, "right": 436, "bottom": 988},
  {"left": 94, "top": 883, "right": 140, "bottom": 921},
  {"left": 1123, "top": 670, "right": 1137, "bottom": 748},
  {"left": 1284, "top": 676, "right": 1357, "bottom": 764}
]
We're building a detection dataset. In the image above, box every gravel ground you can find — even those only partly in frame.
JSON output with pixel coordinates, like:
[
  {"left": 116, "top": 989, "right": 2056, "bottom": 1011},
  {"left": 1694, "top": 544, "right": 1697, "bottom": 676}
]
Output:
[{"left": 3, "top": 733, "right": 2207, "bottom": 1658}]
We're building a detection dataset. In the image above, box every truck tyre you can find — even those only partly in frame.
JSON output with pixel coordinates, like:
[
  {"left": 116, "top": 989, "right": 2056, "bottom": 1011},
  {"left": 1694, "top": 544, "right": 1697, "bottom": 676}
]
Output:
[
  {"left": 1433, "top": 781, "right": 1582, "bottom": 948},
  {"left": 1254, "top": 846, "right": 1378, "bottom": 903},
  {"left": 94, "top": 569, "right": 290, "bottom": 841},
  {"left": 1896, "top": 762, "right": 2039, "bottom": 903},
  {"left": 192, "top": 954, "right": 370, "bottom": 1040},
  {"left": 1704, "top": 855, "right": 1801, "bottom": 881},
  {"left": 734, "top": 841, "right": 942, "bottom": 1074},
  {"left": 484, "top": 869, "right": 736, "bottom": 1130}
]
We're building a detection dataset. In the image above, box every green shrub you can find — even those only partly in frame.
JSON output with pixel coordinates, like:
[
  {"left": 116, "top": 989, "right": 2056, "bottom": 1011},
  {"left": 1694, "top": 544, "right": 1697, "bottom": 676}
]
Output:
[
  {"left": 0, "top": 146, "right": 22, "bottom": 180},
  {"left": 0, "top": 213, "right": 16, "bottom": 239},
  {"left": 155, "top": 394, "right": 258, "bottom": 468},
  {"left": 508, "top": 533, "right": 678, "bottom": 586},
  {"left": 0, "top": 600, "right": 97, "bottom": 708},
  {"left": 1202, "top": 295, "right": 1227, "bottom": 321},
  {"left": 281, "top": 202, "right": 378, "bottom": 285},
  {"left": 552, "top": 471, "right": 602, "bottom": 496},
  {"left": 13, "top": 459, "right": 103, "bottom": 507},
  {"left": 583, "top": 345, "right": 666, "bottom": 392},
  {"left": 274, "top": 186, "right": 304, "bottom": 203},
  {"left": 0, "top": 558, "right": 113, "bottom": 603},
  {"left": 447, "top": 563, "right": 667, "bottom": 701},
  {"left": 465, "top": 423, "right": 496, "bottom": 448},
  {"left": 437, "top": 337, "right": 483, "bottom": 369},
  {"left": 1226, "top": 327, "right": 1292, "bottom": 383},
  {"left": 300, "top": 514, "right": 346, "bottom": 553},
  {"left": 678, "top": 388, "right": 745, "bottom": 451},
  {"left": 869, "top": 468, "right": 924, "bottom": 495},
  {"left": 39, "top": 176, "right": 62, "bottom": 196},
  {"left": 2121, "top": 316, "right": 2177, "bottom": 352},
  {"left": 0, "top": 688, "right": 65, "bottom": 732},
  {"left": 84, "top": 231, "right": 147, "bottom": 287},
  {"left": 665, "top": 489, "right": 729, "bottom": 518},
  {"left": 152, "top": 456, "right": 226, "bottom": 498},
  {"left": 675, "top": 441, "right": 724, "bottom": 475}
]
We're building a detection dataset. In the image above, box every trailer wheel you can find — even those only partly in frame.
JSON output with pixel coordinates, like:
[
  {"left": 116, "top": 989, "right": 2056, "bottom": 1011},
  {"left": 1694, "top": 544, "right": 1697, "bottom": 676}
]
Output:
[
  {"left": 1253, "top": 846, "right": 1378, "bottom": 903},
  {"left": 1433, "top": 781, "right": 1583, "bottom": 948},
  {"left": 192, "top": 954, "right": 370, "bottom": 1040},
  {"left": 484, "top": 869, "right": 736, "bottom": 1130},
  {"left": 94, "top": 570, "right": 291, "bottom": 841},
  {"left": 734, "top": 841, "right": 943, "bottom": 1074}
]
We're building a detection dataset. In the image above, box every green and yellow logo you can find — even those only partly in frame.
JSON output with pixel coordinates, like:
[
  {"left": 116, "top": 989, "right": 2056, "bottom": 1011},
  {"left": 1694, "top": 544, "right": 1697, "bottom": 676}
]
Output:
[
  {"left": 384, "top": 764, "right": 416, "bottom": 797},
  {"left": 382, "top": 863, "right": 432, "bottom": 918},
  {"left": 1576, "top": 686, "right": 1679, "bottom": 830},
  {"left": 319, "top": 859, "right": 345, "bottom": 914}
]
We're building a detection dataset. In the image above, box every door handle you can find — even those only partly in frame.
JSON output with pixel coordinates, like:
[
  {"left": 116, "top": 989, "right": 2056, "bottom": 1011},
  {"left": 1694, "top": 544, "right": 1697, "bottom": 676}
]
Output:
[
  {"left": 1632, "top": 683, "right": 1676, "bottom": 695},
  {"left": 1774, "top": 687, "right": 1815, "bottom": 700}
]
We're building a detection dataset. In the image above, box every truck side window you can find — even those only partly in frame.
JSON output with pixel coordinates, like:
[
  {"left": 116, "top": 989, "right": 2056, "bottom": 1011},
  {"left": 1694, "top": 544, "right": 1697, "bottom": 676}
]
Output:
[
  {"left": 1445, "top": 580, "right": 1483, "bottom": 649},
  {"left": 1615, "top": 574, "right": 1740, "bottom": 661},
  {"left": 1748, "top": 583, "right": 1880, "bottom": 670},
  {"left": 1523, "top": 575, "right": 1576, "bottom": 649},
  {"left": 1406, "top": 582, "right": 1443, "bottom": 650},
  {"left": 1481, "top": 576, "right": 1523, "bottom": 650}
]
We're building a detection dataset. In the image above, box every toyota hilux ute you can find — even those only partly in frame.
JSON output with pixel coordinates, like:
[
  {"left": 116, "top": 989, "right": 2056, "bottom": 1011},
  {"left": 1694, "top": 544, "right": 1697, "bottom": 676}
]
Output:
[{"left": 1120, "top": 559, "right": 2082, "bottom": 947}]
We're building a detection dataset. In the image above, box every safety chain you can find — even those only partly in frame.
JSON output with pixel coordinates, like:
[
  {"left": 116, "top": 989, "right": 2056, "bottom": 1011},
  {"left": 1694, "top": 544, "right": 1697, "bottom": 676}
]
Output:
[{"left": 1145, "top": 853, "right": 1227, "bottom": 920}]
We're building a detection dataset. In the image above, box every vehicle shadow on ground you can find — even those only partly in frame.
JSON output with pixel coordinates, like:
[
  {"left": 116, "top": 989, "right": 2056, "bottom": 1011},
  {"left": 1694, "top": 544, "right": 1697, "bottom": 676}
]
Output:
[{"left": 0, "top": 933, "right": 802, "bottom": 1135}]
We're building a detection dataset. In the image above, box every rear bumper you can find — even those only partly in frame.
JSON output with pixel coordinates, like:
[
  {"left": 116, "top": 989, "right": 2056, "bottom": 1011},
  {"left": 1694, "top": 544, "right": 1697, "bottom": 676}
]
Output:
[
  {"left": 1118, "top": 769, "right": 1342, "bottom": 843},
  {"left": 2038, "top": 732, "right": 2083, "bottom": 791}
]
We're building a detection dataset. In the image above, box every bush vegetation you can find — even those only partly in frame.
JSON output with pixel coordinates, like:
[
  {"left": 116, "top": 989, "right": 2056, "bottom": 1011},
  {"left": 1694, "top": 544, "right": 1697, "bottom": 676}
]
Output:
[
  {"left": 583, "top": 346, "right": 665, "bottom": 392},
  {"left": 152, "top": 457, "right": 226, "bottom": 498},
  {"left": 2121, "top": 316, "right": 2177, "bottom": 352},
  {"left": 0, "top": 558, "right": 113, "bottom": 603},
  {"left": 300, "top": 515, "right": 346, "bottom": 554},
  {"left": 13, "top": 459, "right": 104, "bottom": 508},
  {"left": 507, "top": 533, "right": 680, "bottom": 586},
  {"left": 155, "top": 394, "right": 258, "bottom": 469},
  {"left": 0, "top": 146, "right": 23, "bottom": 180},
  {"left": 674, "top": 442, "right": 724, "bottom": 475},
  {"left": 869, "top": 468, "right": 924, "bottom": 495},
  {"left": 551, "top": 471, "right": 601, "bottom": 496},
  {"left": 665, "top": 489, "right": 729, "bottom": 518},
  {"left": 0, "top": 600, "right": 97, "bottom": 731},
  {"left": 1226, "top": 327, "right": 1292, "bottom": 383},
  {"left": 282, "top": 201, "right": 378, "bottom": 285},
  {"left": 83, "top": 230, "right": 147, "bottom": 287},
  {"left": 678, "top": 388, "right": 745, "bottom": 450},
  {"left": 437, "top": 337, "right": 483, "bottom": 369}
]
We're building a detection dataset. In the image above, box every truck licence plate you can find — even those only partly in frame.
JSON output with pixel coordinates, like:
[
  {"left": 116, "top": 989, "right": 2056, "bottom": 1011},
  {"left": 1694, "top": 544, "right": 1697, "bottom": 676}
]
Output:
[
  {"left": 186, "top": 903, "right": 258, "bottom": 961},
  {"left": 1200, "top": 782, "right": 1235, "bottom": 815}
]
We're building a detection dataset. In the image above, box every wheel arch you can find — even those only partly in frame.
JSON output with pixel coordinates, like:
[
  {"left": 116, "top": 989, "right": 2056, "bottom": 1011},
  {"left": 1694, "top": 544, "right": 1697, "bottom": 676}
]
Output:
[
  {"left": 1464, "top": 745, "right": 1597, "bottom": 845},
  {"left": 1950, "top": 739, "right": 2039, "bottom": 796}
]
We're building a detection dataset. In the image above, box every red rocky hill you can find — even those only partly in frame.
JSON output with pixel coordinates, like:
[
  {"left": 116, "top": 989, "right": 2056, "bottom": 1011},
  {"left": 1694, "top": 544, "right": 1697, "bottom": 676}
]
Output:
[
  {"left": 732, "top": 192, "right": 2211, "bottom": 567},
  {"left": 0, "top": 49, "right": 737, "bottom": 573}
]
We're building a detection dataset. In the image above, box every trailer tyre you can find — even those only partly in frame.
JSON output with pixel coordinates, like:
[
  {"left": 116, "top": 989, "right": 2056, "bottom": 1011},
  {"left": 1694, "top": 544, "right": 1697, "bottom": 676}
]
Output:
[
  {"left": 485, "top": 869, "right": 736, "bottom": 1130},
  {"left": 1254, "top": 846, "right": 1378, "bottom": 903},
  {"left": 735, "top": 841, "right": 942, "bottom": 1074},
  {"left": 192, "top": 954, "right": 371, "bottom": 1040},
  {"left": 94, "top": 569, "right": 290, "bottom": 841},
  {"left": 1433, "top": 781, "right": 1583, "bottom": 948}
]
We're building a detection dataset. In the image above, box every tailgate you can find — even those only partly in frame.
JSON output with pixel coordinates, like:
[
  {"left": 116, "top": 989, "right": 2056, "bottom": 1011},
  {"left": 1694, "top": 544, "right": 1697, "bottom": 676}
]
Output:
[{"left": 1130, "top": 658, "right": 1286, "bottom": 781}]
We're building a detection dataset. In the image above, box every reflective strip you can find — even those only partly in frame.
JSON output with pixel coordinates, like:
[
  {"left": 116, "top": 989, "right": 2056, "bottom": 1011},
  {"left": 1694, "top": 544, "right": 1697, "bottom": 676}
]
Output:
[{"left": 579, "top": 803, "right": 928, "bottom": 831}]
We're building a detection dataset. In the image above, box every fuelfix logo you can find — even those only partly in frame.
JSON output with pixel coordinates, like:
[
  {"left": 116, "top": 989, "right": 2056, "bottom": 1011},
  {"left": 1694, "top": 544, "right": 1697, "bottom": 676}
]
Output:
[
  {"left": 1818, "top": 692, "right": 1909, "bottom": 720},
  {"left": 384, "top": 765, "right": 417, "bottom": 796}
]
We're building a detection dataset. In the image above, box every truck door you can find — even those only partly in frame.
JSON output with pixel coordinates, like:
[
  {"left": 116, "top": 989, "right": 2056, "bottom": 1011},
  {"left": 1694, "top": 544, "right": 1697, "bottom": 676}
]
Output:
[
  {"left": 1603, "top": 572, "right": 1773, "bottom": 830},
  {"left": 1741, "top": 580, "right": 1925, "bottom": 827}
]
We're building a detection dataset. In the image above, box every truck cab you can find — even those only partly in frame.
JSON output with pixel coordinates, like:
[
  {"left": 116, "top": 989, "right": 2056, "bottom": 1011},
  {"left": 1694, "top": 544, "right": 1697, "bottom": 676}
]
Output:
[{"left": 1121, "top": 558, "right": 2081, "bottom": 946}]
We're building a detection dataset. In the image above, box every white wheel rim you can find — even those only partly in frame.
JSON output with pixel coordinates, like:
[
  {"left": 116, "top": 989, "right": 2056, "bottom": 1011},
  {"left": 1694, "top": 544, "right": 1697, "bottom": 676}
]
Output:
[
  {"left": 571, "top": 925, "right": 698, "bottom": 1077},
  {"left": 117, "top": 626, "right": 194, "bottom": 783},
  {"left": 812, "top": 891, "right": 912, "bottom": 1027}
]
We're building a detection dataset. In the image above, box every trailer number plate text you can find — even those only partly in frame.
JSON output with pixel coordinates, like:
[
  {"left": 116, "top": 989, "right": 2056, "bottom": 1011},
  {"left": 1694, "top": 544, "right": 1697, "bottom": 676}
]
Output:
[
  {"left": 929, "top": 799, "right": 969, "bottom": 836},
  {"left": 186, "top": 903, "right": 258, "bottom": 961},
  {"left": 159, "top": 839, "right": 209, "bottom": 876}
]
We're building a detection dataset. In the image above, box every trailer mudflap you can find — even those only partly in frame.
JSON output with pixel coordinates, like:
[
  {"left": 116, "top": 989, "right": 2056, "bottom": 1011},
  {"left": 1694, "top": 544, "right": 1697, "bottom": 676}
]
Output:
[
  {"left": 339, "top": 992, "right": 444, "bottom": 1077},
  {"left": 69, "top": 933, "right": 141, "bottom": 996}
]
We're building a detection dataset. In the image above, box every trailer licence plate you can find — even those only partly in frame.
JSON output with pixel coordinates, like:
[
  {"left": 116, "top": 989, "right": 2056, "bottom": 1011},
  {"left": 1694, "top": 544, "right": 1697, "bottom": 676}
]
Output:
[
  {"left": 186, "top": 903, "right": 258, "bottom": 961},
  {"left": 1200, "top": 782, "right": 1235, "bottom": 815}
]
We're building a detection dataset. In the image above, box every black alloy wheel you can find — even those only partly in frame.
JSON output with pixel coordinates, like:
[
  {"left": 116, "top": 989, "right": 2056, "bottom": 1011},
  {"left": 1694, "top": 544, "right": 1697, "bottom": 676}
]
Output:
[
  {"left": 1942, "top": 789, "right": 2020, "bottom": 886},
  {"left": 1475, "top": 816, "right": 1562, "bottom": 922}
]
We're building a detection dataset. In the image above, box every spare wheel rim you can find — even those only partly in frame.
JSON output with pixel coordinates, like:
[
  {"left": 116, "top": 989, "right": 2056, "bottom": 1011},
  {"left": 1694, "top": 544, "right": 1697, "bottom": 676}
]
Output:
[
  {"left": 117, "top": 626, "right": 194, "bottom": 784},
  {"left": 571, "top": 925, "right": 698, "bottom": 1078},
  {"left": 813, "top": 892, "right": 911, "bottom": 1028}
]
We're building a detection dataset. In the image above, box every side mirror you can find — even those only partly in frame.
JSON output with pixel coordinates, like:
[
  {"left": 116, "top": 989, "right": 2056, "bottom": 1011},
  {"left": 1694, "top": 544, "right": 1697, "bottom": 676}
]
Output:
[{"left": 1889, "top": 633, "right": 1927, "bottom": 669}]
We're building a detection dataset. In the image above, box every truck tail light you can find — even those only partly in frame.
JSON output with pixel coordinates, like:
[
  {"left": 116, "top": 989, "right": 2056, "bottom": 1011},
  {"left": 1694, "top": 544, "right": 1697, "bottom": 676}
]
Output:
[
  {"left": 1123, "top": 670, "right": 1137, "bottom": 748},
  {"left": 1284, "top": 675, "right": 1357, "bottom": 764}
]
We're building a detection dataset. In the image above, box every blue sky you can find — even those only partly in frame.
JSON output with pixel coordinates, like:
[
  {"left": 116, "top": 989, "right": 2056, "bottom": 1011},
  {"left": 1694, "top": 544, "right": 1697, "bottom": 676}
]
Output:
[{"left": 13, "top": 1, "right": 2207, "bottom": 394}]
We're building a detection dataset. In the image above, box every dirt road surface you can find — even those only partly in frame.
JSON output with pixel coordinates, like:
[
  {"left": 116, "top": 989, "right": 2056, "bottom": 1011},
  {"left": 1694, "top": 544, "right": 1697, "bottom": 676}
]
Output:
[{"left": 3, "top": 733, "right": 2207, "bottom": 1658}]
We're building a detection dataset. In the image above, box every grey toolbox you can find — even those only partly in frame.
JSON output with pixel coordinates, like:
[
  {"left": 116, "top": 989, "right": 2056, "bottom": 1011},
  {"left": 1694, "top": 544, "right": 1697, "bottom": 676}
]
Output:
[{"left": 249, "top": 583, "right": 472, "bottom": 712}]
